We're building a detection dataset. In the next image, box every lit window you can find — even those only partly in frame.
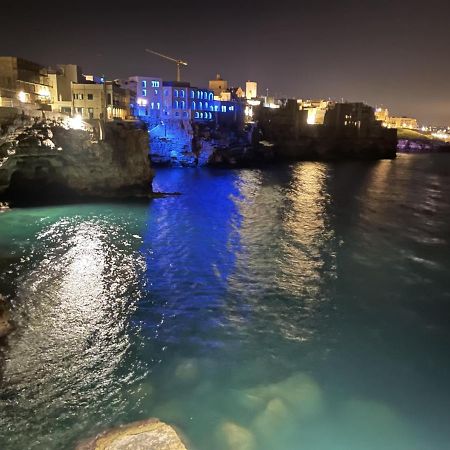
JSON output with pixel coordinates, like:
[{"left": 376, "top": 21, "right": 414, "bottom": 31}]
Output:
[
  {"left": 157, "top": 102, "right": 160, "bottom": 109},
  {"left": 155, "top": 89, "right": 158, "bottom": 95},
  {"left": 180, "top": 90, "right": 185, "bottom": 97},
  {"left": 151, "top": 80, "right": 160, "bottom": 87},
  {"left": 229, "top": 106, "right": 234, "bottom": 111},
  {"left": 200, "top": 112, "right": 203, "bottom": 119},
  {"left": 142, "top": 89, "right": 147, "bottom": 96},
  {"left": 199, "top": 91, "right": 203, "bottom": 99},
  {"left": 214, "top": 105, "right": 219, "bottom": 111},
  {"left": 209, "top": 93, "right": 213, "bottom": 100},
  {"left": 181, "top": 100, "right": 185, "bottom": 109},
  {"left": 221, "top": 106, "right": 226, "bottom": 112},
  {"left": 175, "top": 100, "right": 179, "bottom": 108},
  {"left": 142, "top": 80, "right": 147, "bottom": 88},
  {"left": 192, "top": 101, "right": 196, "bottom": 110},
  {"left": 191, "top": 90, "right": 195, "bottom": 98},
  {"left": 174, "top": 89, "right": 179, "bottom": 97},
  {"left": 195, "top": 112, "right": 199, "bottom": 118},
  {"left": 205, "top": 102, "right": 208, "bottom": 109},
  {"left": 199, "top": 102, "right": 203, "bottom": 109},
  {"left": 151, "top": 102, "right": 154, "bottom": 109}
]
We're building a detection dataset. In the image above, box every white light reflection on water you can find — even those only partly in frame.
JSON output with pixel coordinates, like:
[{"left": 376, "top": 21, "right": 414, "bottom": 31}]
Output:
[
  {"left": 227, "top": 163, "right": 336, "bottom": 344},
  {"left": 0, "top": 217, "right": 146, "bottom": 449}
]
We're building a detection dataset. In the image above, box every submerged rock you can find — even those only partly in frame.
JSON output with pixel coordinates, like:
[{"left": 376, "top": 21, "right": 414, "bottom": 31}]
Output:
[
  {"left": 174, "top": 358, "right": 199, "bottom": 383},
  {"left": 76, "top": 418, "right": 187, "bottom": 450},
  {"left": 252, "top": 397, "right": 289, "bottom": 436},
  {"left": 0, "top": 294, "right": 13, "bottom": 340},
  {"left": 243, "top": 372, "right": 323, "bottom": 419},
  {"left": 216, "top": 421, "right": 256, "bottom": 450}
]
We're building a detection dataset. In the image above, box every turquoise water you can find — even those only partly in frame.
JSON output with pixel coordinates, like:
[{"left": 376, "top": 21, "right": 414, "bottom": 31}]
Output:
[{"left": 1, "top": 154, "right": 450, "bottom": 450}]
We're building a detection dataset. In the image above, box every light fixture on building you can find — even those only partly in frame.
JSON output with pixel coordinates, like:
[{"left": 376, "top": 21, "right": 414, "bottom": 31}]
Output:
[
  {"left": 68, "top": 114, "right": 83, "bottom": 130},
  {"left": 18, "top": 91, "right": 27, "bottom": 103}
]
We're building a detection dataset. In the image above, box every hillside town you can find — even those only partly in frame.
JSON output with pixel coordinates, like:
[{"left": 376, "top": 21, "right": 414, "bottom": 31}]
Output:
[{"left": 1, "top": 55, "right": 449, "bottom": 170}]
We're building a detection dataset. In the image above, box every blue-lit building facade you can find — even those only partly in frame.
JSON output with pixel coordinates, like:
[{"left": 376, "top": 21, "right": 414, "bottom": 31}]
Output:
[
  {"left": 128, "top": 77, "right": 242, "bottom": 125},
  {"left": 127, "top": 76, "right": 163, "bottom": 119}
]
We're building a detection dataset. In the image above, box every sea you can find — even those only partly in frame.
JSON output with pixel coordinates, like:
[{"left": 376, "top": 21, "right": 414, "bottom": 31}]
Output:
[{"left": 1, "top": 153, "right": 449, "bottom": 450}]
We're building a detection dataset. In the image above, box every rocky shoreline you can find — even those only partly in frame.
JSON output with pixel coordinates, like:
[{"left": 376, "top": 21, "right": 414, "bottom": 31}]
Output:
[{"left": 0, "top": 113, "right": 154, "bottom": 205}]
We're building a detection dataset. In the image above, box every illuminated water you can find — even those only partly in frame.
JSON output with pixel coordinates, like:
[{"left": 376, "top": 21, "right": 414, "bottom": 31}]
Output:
[{"left": 1, "top": 154, "right": 450, "bottom": 450}]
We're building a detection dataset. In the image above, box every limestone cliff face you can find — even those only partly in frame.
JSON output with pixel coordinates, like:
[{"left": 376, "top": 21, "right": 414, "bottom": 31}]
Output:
[{"left": 0, "top": 116, "right": 153, "bottom": 204}]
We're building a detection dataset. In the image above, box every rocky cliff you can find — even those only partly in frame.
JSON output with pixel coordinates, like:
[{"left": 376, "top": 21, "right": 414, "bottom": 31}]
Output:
[
  {"left": 397, "top": 138, "right": 450, "bottom": 153},
  {"left": 0, "top": 114, "right": 153, "bottom": 205}
]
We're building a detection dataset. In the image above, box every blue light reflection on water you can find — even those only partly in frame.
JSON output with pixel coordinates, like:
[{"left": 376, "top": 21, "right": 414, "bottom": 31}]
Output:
[{"left": 0, "top": 155, "right": 450, "bottom": 449}]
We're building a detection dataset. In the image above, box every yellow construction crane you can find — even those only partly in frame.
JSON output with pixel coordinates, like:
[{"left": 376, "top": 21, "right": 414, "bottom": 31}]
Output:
[{"left": 145, "top": 49, "right": 188, "bottom": 82}]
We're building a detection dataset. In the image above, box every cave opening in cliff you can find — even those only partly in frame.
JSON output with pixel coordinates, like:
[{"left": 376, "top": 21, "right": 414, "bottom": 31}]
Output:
[{"left": 6, "top": 166, "right": 77, "bottom": 205}]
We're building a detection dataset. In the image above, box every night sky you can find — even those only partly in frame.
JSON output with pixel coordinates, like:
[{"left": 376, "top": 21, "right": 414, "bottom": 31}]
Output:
[{"left": 1, "top": 0, "right": 449, "bottom": 125}]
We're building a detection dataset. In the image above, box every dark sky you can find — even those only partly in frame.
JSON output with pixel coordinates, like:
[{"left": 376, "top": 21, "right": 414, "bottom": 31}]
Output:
[{"left": 1, "top": 0, "right": 449, "bottom": 124}]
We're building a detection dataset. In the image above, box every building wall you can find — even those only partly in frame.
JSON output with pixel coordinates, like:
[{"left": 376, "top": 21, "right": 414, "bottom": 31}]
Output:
[
  {"left": 209, "top": 74, "right": 228, "bottom": 96},
  {"left": 375, "top": 107, "right": 389, "bottom": 124},
  {"left": 0, "top": 56, "right": 51, "bottom": 106},
  {"left": 105, "top": 82, "right": 131, "bottom": 120},
  {"left": 245, "top": 81, "right": 257, "bottom": 99},
  {"left": 49, "top": 64, "right": 83, "bottom": 113},
  {"left": 387, "top": 116, "right": 418, "bottom": 129},
  {"left": 129, "top": 76, "right": 162, "bottom": 119},
  {"left": 72, "top": 84, "right": 106, "bottom": 119}
]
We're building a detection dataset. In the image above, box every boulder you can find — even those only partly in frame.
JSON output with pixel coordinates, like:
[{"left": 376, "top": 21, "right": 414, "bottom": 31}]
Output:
[
  {"left": 216, "top": 421, "right": 256, "bottom": 450},
  {"left": 76, "top": 418, "right": 187, "bottom": 450}
]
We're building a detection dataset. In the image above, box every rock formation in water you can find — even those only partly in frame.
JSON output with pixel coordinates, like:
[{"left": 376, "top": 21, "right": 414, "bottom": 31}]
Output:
[
  {"left": 76, "top": 418, "right": 188, "bottom": 450},
  {"left": 0, "top": 113, "right": 154, "bottom": 204},
  {"left": 397, "top": 138, "right": 450, "bottom": 153}
]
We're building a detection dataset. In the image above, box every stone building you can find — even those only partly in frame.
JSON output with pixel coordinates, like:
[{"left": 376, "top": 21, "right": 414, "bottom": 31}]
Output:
[
  {"left": 48, "top": 64, "right": 83, "bottom": 114},
  {"left": 298, "top": 99, "right": 334, "bottom": 125},
  {"left": 324, "top": 102, "right": 378, "bottom": 133},
  {"left": 0, "top": 56, "right": 52, "bottom": 108},
  {"left": 387, "top": 116, "right": 418, "bottom": 129},
  {"left": 209, "top": 74, "right": 228, "bottom": 97},
  {"left": 245, "top": 81, "right": 257, "bottom": 99}
]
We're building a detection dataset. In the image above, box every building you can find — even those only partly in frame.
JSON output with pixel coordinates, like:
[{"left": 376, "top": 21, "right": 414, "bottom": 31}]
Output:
[
  {"left": 160, "top": 81, "right": 192, "bottom": 121},
  {"left": 209, "top": 74, "right": 228, "bottom": 97},
  {"left": 0, "top": 56, "right": 52, "bottom": 108},
  {"left": 387, "top": 116, "right": 418, "bottom": 129},
  {"left": 71, "top": 82, "right": 107, "bottom": 120},
  {"left": 255, "top": 99, "right": 308, "bottom": 139},
  {"left": 298, "top": 99, "right": 333, "bottom": 125},
  {"left": 189, "top": 85, "right": 216, "bottom": 122},
  {"left": 127, "top": 76, "right": 162, "bottom": 119},
  {"left": 48, "top": 64, "right": 83, "bottom": 114},
  {"left": 324, "top": 102, "right": 379, "bottom": 134},
  {"left": 374, "top": 107, "right": 389, "bottom": 124},
  {"left": 245, "top": 81, "right": 257, "bottom": 99},
  {"left": 235, "top": 87, "right": 245, "bottom": 98}
]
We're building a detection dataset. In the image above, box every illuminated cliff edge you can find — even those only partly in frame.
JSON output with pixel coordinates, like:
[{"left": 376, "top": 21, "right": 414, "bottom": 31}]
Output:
[{"left": 0, "top": 111, "right": 154, "bottom": 204}]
